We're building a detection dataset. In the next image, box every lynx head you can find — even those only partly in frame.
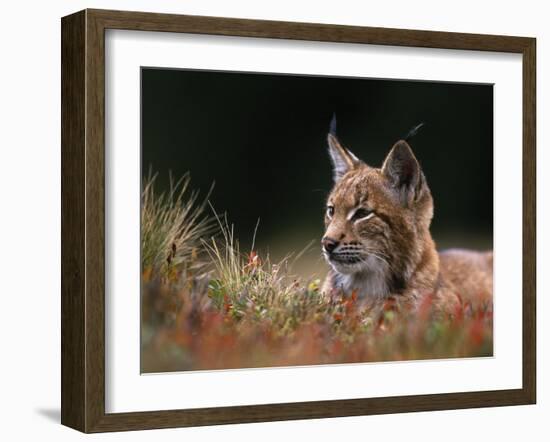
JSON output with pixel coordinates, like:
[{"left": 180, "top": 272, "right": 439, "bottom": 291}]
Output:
[{"left": 322, "top": 128, "right": 434, "bottom": 291}]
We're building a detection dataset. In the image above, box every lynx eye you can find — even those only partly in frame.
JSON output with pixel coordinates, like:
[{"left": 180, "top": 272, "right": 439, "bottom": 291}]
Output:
[
  {"left": 326, "top": 205, "right": 335, "bottom": 218},
  {"left": 352, "top": 208, "right": 373, "bottom": 221}
]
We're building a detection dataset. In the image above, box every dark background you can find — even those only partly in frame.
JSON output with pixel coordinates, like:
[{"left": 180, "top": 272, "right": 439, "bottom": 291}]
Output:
[{"left": 142, "top": 68, "right": 493, "bottom": 278}]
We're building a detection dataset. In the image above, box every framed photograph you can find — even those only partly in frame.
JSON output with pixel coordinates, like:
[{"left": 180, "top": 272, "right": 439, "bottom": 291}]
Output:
[{"left": 61, "top": 9, "right": 536, "bottom": 433}]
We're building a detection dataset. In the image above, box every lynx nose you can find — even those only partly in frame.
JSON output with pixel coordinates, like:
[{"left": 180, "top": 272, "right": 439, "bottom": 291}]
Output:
[{"left": 322, "top": 237, "right": 339, "bottom": 253}]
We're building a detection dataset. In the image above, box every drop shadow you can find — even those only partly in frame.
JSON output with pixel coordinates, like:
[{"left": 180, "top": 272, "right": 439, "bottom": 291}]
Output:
[{"left": 35, "top": 408, "right": 60, "bottom": 423}]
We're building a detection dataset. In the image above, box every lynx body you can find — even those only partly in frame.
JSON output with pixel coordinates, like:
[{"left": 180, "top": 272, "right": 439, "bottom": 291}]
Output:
[{"left": 321, "top": 131, "right": 492, "bottom": 312}]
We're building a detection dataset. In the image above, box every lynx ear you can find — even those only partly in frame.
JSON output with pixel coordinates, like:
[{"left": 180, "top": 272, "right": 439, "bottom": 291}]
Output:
[
  {"left": 327, "top": 133, "right": 360, "bottom": 183},
  {"left": 382, "top": 140, "right": 423, "bottom": 206}
]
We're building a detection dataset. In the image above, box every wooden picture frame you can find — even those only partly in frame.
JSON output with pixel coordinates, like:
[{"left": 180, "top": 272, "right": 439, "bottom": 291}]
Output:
[{"left": 61, "top": 8, "right": 536, "bottom": 433}]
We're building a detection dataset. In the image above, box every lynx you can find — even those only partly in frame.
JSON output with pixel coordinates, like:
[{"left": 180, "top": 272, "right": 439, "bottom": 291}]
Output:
[{"left": 321, "top": 125, "right": 493, "bottom": 312}]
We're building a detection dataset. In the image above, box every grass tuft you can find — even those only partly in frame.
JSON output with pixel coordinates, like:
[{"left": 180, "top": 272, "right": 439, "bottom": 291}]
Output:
[{"left": 141, "top": 172, "right": 215, "bottom": 279}]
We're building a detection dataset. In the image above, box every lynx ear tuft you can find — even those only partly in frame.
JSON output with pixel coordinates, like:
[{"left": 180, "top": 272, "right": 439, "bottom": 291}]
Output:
[
  {"left": 329, "top": 113, "right": 338, "bottom": 136},
  {"left": 327, "top": 133, "right": 360, "bottom": 183},
  {"left": 382, "top": 140, "right": 423, "bottom": 206},
  {"left": 403, "top": 122, "right": 425, "bottom": 142}
]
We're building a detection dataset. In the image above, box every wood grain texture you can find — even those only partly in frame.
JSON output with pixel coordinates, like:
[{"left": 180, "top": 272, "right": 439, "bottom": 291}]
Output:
[
  {"left": 90, "top": 8, "right": 532, "bottom": 52},
  {"left": 91, "top": 389, "right": 531, "bottom": 432},
  {"left": 60, "top": 8, "right": 537, "bottom": 433},
  {"left": 84, "top": 10, "right": 107, "bottom": 432},
  {"left": 522, "top": 38, "right": 536, "bottom": 404},
  {"left": 61, "top": 10, "right": 86, "bottom": 432}
]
